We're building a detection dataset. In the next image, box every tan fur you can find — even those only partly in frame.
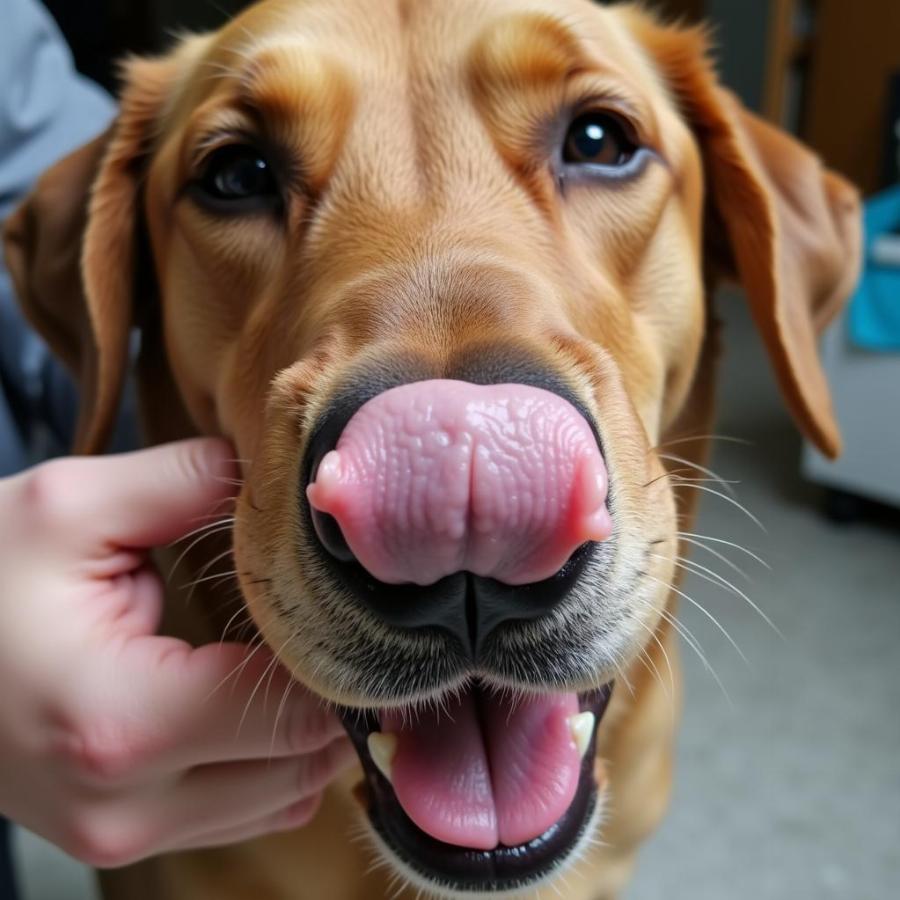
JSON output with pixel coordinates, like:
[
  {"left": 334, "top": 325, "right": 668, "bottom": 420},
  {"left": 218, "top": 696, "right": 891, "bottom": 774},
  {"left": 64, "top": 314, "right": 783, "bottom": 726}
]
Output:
[{"left": 3, "top": 1, "right": 859, "bottom": 897}]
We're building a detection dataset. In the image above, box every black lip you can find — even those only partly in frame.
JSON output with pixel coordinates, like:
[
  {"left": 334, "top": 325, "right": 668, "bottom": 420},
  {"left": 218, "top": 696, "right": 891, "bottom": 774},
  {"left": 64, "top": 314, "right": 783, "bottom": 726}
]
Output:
[
  {"left": 299, "top": 352, "right": 607, "bottom": 659},
  {"left": 304, "top": 542, "right": 599, "bottom": 661},
  {"left": 340, "top": 683, "right": 613, "bottom": 893}
]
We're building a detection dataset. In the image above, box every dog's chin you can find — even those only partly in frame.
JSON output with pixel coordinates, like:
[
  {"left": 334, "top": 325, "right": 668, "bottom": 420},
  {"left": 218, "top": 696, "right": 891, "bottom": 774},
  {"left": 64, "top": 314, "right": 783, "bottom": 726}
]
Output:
[{"left": 338, "top": 684, "right": 613, "bottom": 896}]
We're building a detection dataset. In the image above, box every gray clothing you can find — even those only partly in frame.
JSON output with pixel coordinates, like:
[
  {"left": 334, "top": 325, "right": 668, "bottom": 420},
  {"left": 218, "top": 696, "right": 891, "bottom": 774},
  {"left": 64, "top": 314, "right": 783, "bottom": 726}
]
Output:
[
  {"left": 0, "top": 0, "right": 116, "bottom": 476},
  {"left": 0, "top": 0, "right": 114, "bottom": 221}
]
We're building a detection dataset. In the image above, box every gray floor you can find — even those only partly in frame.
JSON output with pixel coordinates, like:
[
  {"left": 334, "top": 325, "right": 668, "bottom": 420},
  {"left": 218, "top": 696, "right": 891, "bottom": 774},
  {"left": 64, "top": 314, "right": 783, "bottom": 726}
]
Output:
[
  {"left": 12, "top": 298, "right": 900, "bottom": 898},
  {"left": 628, "top": 300, "right": 900, "bottom": 900}
]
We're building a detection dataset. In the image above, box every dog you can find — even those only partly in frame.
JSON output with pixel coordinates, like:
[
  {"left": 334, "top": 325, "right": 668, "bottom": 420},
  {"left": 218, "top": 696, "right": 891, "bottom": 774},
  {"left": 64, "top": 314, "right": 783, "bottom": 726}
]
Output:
[{"left": 3, "top": 0, "right": 861, "bottom": 897}]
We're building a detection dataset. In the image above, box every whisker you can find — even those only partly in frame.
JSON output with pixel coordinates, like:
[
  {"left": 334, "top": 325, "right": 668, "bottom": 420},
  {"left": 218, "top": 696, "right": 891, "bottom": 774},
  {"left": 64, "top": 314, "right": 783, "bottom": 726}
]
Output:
[
  {"left": 203, "top": 637, "right": 270, "bottom": 703},
  {"left": 612, "top": 659, "right": 636, "bottom": 700},
  {"left": 668, "top": 475, "right": 741, "bottom": 486},
  {"left": 657, "top": 607, "right": 733, "bottom": 706},
  {"left": 636, "top": 643, "right": 669, "bottom": 701},
  {"left": 185, "top": 497, "right": 238, "bottom": 523},
  {"left": 646, "top": 573, "right": 749, "bottom": 666},
  {"left": 656, "top": 553, "right": 782, "bottom": 638},
  {"left": 633, "top": 618, "right": 676, "bottom": 702},
  {"left": 676, "top": 531, "right": 771, "bottom": 569},
  {"left": 269, "top": 674, "right": 299, "bottom": 761},
  {"left": 658, "top": 452, "right": 741, "bottom": 499},
  {"left": 236, "top": 650, "right": 283, "bottom": 739},
  {"left": 235, "top": 617, "right": 260, "bottom": 643},
  {"left": 210, "top": 476, "right": 245, "bottom": 487},
  {"left": 171, "top": 515, "right": 235, "bottom": 546},
  {"left": 643, "top": 467, "right": 693, "bottom": 488},
  {"left": 179, "top": 568, "right": 239, "bottom": 591},
  {"left": 670, "top": 483, "right": 767, "bottom": 532},
  {"left": 677, "top": 534, "right": 751, "bottom": 581},
  {"left": 652, "top": 597, "right": 711, "bottom": 667},
  {"left": 651, "top": 433, "right": 752, "bottom": 451},
  {"left": 191, "top": 547, "right": 235, "bottom": 584},
  {"left": 167, "top": 520, "right": 235, "bottom": 582},
  {"left": 651, "top": 472, "right": 743, "bottom": 493},
  {"left": 219, "top": 605, "right": 252, "bottom": 644}
]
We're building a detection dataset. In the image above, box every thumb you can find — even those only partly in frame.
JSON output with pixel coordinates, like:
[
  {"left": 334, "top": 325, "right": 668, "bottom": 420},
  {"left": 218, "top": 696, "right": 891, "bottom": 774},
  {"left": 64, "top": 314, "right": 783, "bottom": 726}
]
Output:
[{"left": 48, "top": 439, "right": 238, "bottom": 551}]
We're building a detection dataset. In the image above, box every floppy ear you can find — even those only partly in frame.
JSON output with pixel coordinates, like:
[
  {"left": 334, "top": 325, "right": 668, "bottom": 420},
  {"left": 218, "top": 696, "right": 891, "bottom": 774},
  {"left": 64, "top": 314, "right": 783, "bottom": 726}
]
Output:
[
  {"left": 631, "top": 16, "right": 862, "bottom": 458},
  {"left": 3, "top": 56, "right": 178, "bottom": 454}
]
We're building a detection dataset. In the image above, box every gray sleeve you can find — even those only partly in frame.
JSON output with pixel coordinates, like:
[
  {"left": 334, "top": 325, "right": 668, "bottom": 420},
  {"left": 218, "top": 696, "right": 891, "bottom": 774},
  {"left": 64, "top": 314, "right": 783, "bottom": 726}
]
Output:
[
  {"left": 0, "top": 0, "right": 119, "bottom": 472},
  {"left": 0, "top": 0, "right": 116, "bottom": 220}
]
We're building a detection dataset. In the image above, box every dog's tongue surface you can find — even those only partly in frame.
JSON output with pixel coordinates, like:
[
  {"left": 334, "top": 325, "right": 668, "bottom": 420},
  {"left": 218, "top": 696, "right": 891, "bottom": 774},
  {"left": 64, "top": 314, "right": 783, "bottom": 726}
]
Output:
[
  {"left": 381, "top": 690, "right": 580, "bottom": 849},
  {"left": 307, "top": 380, "right": 609, "bottom": 585}
]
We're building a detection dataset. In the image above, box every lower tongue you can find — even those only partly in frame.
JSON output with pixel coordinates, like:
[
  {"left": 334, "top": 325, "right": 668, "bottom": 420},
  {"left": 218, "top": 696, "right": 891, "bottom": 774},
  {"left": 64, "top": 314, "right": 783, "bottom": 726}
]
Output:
[{"left": 381, "top": 689, "right": 581, "bottom": 850}]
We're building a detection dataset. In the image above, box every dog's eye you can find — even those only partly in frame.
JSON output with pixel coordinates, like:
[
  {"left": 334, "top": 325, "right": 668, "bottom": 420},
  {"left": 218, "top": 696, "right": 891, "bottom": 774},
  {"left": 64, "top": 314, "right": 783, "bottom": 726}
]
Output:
[
  {"left": 563, "top": 112, "right": 638, "bottom": 169},
  {"left": 193, "top": 145, "right": 281, "bottom": 212}
]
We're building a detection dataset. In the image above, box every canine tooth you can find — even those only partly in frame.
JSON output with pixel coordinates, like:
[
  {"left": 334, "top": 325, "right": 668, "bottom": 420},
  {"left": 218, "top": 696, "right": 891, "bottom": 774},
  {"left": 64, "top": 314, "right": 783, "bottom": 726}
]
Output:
[
  {"left": 568, "top": 712, "right": 595, "bottom": 759},
  {"left": 367, "top": 732, "right": 398, "bottom": 781}
]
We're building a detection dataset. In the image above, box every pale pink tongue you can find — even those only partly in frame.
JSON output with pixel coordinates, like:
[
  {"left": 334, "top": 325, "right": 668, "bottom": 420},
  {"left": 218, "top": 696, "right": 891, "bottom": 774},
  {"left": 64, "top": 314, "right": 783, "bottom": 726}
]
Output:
[
  {"left": 307, "top": 380, "right": 610, "bottom": 585},
  {"left": 381, "top": 690, "right": 581, "bottom": 849}
]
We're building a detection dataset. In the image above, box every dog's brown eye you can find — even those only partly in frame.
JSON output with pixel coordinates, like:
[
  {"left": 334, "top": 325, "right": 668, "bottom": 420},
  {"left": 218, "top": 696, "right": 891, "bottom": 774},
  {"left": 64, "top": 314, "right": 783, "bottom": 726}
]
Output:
[
  {"left": 563, "top": 112, "right": 638, "bottom": 168},
  {"left": 192, "top": 144, "right": 281, "bottom": 213}
]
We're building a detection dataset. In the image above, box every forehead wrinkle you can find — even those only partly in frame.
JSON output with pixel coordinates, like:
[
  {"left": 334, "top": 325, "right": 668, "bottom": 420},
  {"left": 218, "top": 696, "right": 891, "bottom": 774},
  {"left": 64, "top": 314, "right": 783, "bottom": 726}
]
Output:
[
  {"left": 224, "top": 43, "right": 355, "bottom": 187},
  {"left": 470, "top": 9, "right": 656, "bottom": 126},
  {"left": 236, "top": 44, "right": 347, "bottom": 125},
  {"left": 470, "top": 12, "right": 599, "bottom": 90}
]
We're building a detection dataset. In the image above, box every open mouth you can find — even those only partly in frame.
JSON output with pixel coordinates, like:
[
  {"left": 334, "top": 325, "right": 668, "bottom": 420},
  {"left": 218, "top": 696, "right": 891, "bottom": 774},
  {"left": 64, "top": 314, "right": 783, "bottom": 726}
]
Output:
[
  {"left": 340, "top": 682, "right": 613, "bottom": 893},
  {"left": 303, "top": 370, "right": 617, "bottom": 889}
]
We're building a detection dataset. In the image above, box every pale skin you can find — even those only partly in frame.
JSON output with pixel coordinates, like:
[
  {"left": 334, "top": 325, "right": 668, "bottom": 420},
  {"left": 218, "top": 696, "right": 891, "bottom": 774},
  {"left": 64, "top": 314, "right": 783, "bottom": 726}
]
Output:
[{"left": 0, "top": 437, "right": 354, "bottom": 869}]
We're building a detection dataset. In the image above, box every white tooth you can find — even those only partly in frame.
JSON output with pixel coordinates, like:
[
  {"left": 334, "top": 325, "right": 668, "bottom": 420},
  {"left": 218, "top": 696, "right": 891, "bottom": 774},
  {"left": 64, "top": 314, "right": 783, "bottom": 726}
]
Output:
[
  {"left": 568, "top": 712, "right": 595, "bottom": 759},
  {"left": 367, "top": 731, "right": 398, "bottom": 782}
]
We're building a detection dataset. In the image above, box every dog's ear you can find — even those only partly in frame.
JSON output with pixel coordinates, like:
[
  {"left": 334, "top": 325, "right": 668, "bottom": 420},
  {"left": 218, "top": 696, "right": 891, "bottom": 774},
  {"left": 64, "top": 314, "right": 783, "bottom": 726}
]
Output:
[
  {"left": 630, "top": 14, "right": 862, "bottom": 458},
  {"left": 3, "top": 55, "right": 182, "bottom": 454}
]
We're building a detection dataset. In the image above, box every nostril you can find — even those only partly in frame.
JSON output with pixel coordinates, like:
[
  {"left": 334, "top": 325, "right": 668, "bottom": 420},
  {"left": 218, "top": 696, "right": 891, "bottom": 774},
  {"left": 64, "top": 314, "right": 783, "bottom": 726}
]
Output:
[
  {"left": 306, "top": 452, "right": 357, "bottom": 563},
  {"left": 310, "top": 507, "right": 356, "bottom": 563},
  {"left": 300, "top": 365, "right": 422, "bottom": 569}
]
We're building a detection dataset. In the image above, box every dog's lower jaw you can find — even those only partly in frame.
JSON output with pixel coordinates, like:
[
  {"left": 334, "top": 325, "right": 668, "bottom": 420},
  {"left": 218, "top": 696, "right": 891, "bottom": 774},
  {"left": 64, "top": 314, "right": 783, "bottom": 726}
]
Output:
[
  {"left": 339, "top": 684, "right": 613, "bottom": 894},
  {"left": 339, "top": 619, "right": 681, "bottom": 900},
  {"left": 356, "top": 780, "right": 607, "bottom": 900}
]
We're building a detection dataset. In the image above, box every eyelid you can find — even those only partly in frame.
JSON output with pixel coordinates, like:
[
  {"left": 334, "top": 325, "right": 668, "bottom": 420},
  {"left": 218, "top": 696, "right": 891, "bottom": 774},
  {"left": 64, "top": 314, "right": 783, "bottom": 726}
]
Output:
[
  {"left": 189, "top": 130, "right": 259, "bottom": 177},
  {"left": 184, "top": 130, "right": 306, "bottom": 209},
  {"left": 558, "top": 147, "right": 655, "bottom": 186}
]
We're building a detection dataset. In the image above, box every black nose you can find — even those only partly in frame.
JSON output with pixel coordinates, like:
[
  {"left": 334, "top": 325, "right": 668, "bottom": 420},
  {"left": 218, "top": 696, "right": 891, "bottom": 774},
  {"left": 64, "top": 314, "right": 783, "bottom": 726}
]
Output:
[{"left": 299, "top": 348, "right": 603, "bottom": 659}]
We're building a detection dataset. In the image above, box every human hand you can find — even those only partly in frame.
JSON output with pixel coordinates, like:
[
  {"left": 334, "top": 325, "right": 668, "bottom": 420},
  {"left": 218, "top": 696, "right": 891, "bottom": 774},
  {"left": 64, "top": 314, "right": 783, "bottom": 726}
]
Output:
[{"left": 0, "top": 439, "right": 353, "bottom": 867}]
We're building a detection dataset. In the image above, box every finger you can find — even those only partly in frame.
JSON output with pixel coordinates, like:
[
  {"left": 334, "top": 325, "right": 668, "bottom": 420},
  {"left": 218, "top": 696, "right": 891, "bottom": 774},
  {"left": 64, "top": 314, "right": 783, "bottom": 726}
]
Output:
[
  {"left": 168, "top": 793, "right": 323, "bottom": 853},
  {"left": 153, "top": 739, "right": 355, "bottom": 852},
  {"left": 109, "top": 565, "right": 167, "bottom": 638},
  {"left": 126, "top": 641, "right": 347, "bottom": 772},
  {"left": 25, "top": 438, "right": 238, "bottom": 553}
]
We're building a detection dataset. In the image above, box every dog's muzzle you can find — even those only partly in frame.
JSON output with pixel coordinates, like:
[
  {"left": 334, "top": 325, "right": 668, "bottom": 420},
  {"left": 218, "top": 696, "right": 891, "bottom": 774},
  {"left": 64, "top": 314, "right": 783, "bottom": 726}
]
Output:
[
  {"left": 300, "top": 353, "right": 611, "bottom": 659},
  {"left": 295, "top": 352, "right": 616, "bottom": 892}
]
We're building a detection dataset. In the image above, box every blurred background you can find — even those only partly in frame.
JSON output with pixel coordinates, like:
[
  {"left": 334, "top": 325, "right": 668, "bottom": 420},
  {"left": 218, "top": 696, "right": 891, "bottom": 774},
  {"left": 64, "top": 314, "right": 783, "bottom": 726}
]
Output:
[{"left": 11, "top": 0, "right": 900, "bottom": 898}]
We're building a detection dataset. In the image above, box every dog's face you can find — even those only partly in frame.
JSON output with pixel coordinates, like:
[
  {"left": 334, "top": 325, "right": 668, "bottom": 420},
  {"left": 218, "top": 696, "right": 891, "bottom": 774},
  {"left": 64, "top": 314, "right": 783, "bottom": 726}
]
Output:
[{"left": 4, "top": 0, "right": 860, "bottom": 894}]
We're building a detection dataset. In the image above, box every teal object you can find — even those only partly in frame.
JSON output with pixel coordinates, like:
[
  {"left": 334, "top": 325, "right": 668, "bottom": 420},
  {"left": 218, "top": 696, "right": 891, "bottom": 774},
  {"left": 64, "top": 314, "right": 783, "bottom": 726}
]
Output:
[{"left": 848, "top": 185, "right": 900, "bottom": 351}]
